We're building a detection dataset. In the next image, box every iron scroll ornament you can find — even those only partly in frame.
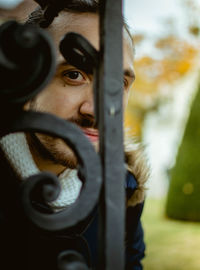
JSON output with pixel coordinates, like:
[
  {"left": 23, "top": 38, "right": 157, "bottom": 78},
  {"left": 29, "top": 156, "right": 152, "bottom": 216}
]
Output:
[
  {"left": 0, "top": 20, "right": 101, "bottom": 231},
  {"left": 59, "top": 32, "right": 99, "bottom": 75},
  {"left": 0, "top": 0, "right": 126, "bottom": 268},
  {"left": 1, "top": 110, "right": 102, "bottom": 231},
  {"left": 0, "top": 20, "right": 56, "bottom": 107}
]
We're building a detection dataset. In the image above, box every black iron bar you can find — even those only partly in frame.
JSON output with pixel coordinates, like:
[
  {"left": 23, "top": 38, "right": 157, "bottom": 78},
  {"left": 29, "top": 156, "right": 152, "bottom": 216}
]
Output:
[{"left": 98, "top": 0, "right": 125, "bottom": 269}]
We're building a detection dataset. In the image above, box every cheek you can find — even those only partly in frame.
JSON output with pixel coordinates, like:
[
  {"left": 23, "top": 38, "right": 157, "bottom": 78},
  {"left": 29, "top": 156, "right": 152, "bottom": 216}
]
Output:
[
  {"left": 37, "top": 92, "right": 71, "bottom": 116},
  {"left": 29, "top": 81, "right": 82, "bottom": 119},
  {"left": 32, "top": 78, "right": 64, "bottom": 110},
  {"left": 123, "top": 91, "right": 129, "bottom": 109}
]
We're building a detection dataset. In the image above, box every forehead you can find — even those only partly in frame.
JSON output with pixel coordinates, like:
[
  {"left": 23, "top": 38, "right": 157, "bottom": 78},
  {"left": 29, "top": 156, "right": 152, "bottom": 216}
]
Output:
[
  {"left": 48, "top": 12, "right": 99, "bottom": 52},
  {"left": 48, "top": 11, "right": 134, "bottom": 65}
]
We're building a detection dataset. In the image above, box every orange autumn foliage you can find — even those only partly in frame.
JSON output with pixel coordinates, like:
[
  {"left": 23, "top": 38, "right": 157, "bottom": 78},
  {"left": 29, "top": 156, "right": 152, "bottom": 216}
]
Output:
[{"left": 125, "top": 34, "right": 199, "bottom": 138}]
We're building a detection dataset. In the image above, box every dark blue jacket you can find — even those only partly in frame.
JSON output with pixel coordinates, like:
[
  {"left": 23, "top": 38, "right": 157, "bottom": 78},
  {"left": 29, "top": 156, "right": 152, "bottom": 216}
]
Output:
[
  {"left": 82, "top": 172, "right": 145, "bottom": 269},
  {"left": 0, "top": 151, "right": 145, "bottom": 270}
]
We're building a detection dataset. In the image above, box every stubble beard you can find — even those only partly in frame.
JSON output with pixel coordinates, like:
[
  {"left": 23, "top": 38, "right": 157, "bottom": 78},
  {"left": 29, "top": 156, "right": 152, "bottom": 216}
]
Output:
[
  {"left": 34, "top": 133, "right": 79, "bottom": 169},
  {"left": 28, "top": 100, "right": 98, "bottom": 170},
  {"left": 34, "top": 133, "right": 98, "bottom": 170}
]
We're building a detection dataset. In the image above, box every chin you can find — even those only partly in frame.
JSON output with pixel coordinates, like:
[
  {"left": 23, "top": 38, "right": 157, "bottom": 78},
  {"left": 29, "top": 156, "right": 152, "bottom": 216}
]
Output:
[
  {"left": 36, "top": 134, "right": 77, "bottom": 168},
  {"left": 36, "top": 133, "right": 99, "bottom": 170}
]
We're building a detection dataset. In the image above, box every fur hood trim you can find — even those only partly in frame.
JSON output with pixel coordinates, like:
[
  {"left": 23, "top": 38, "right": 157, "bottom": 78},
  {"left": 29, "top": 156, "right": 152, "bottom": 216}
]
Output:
[{"left": 124, "top": 137, "right": 150, "bottom": 207}]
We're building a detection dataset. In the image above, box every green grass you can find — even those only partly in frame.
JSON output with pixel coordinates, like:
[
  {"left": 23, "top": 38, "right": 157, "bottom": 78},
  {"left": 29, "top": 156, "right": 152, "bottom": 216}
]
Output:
[{"left": 142, "top": 198, "right": 200, "bottom": 270}]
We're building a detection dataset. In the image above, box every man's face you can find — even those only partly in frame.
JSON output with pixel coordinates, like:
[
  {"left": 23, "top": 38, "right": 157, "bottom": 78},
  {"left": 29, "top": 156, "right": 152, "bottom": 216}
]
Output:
[{"left": 27, "top": 11, "right": 135, "bottom": 174}]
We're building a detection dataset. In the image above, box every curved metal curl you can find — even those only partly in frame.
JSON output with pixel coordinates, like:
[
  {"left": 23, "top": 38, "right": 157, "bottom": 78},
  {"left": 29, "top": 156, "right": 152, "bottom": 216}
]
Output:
[
  {"left": 0, "top": 21, "right": 56, "bottom": 106},
  {"left": 1, "top": 111, "right": 101, "bottom": 231},
  {"left": 23, "top": 172, "right": 61, "bottom": 206},
  {"left": 57, "top": 250, "right": 89, "bottom": 270},
  {"left": 60, "top": 32, "right": 99, "bottom": 74}
]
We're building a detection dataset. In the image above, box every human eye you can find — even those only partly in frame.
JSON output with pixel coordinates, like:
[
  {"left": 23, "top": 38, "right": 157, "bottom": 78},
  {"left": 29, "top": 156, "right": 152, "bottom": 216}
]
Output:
[
  {"left": 62, "top": 69, "right": 87, "bottom": 85},
  {"left": 123, "top": 75, "right": 135, "bottom": 91}
]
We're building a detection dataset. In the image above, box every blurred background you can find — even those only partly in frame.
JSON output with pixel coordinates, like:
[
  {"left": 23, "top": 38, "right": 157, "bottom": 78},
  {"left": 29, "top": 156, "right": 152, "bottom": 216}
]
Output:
[
  {"left": 124, "top": 0, "right": 200, "bottom": 269},
  {"left": 0, "top": 0, "right": 200, "bottom": 269}
]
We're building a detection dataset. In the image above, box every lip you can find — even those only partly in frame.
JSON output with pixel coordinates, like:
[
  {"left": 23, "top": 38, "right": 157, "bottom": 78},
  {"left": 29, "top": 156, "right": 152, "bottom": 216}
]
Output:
[{"left": 81, "top": 128, "right": 99, "bottom": 143}]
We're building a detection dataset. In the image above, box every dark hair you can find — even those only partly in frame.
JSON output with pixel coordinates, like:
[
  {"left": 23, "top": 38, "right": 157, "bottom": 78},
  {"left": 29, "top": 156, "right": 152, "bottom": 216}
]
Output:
[
  {"left": 26, "top": 0, "right": 134, "bottom": 48},
  {"left": 26, "top": 0, "right": 99, "bottom": 28}
]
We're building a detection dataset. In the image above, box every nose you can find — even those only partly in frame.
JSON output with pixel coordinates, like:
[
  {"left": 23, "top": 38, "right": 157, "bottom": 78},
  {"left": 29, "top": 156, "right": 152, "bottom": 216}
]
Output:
[{"left": 79, "top": 85, "right": 95, "bottom": 118}]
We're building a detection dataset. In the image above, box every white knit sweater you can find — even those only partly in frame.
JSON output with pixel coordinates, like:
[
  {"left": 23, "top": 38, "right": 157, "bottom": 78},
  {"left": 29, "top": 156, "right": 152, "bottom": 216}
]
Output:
[{"left": 0, "top": 133, "right": 82, "bottom": 211}]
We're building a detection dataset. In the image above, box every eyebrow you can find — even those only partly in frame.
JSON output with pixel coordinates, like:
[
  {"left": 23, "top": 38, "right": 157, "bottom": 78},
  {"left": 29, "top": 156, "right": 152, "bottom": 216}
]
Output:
[
  {"left": 60, "top": 60, "right": 70, "bottom": 66},
  {"left": 59, "top": 60, "right": 135, "bottom": 82}
]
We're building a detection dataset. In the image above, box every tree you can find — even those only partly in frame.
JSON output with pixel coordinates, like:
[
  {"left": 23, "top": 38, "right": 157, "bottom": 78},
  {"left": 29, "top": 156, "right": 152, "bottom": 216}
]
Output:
[{"left": 166, "top": 81, "right": 200, "bottom": 221}]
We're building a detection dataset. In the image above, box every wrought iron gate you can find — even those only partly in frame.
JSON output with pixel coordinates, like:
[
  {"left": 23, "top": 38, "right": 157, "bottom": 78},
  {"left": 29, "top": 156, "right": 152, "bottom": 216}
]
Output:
[{"left": 0, "top": 0, "right": 126, "bottom": 269}]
